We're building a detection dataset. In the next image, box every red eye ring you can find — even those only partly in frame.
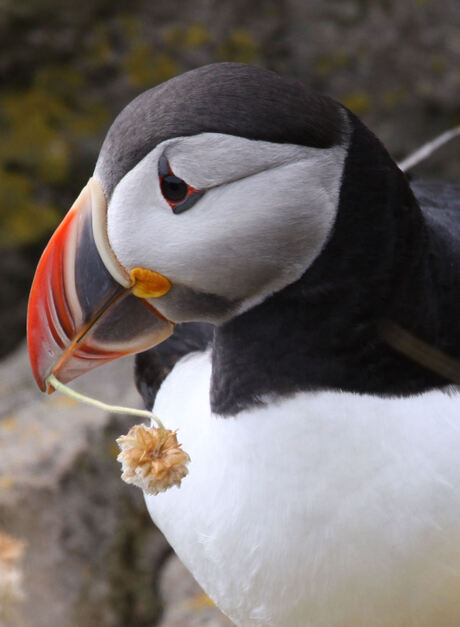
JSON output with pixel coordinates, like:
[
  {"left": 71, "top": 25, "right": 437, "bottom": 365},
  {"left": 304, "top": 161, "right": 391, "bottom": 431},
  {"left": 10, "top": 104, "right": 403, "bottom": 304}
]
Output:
[{"left": 158, "top": 155, "right": 204, "bottom": 214}]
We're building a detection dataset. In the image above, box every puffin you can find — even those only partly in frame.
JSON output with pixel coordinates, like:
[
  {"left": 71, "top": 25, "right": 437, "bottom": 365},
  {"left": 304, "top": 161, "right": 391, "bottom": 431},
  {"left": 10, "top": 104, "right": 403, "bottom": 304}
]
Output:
[{"left": 27, "top": 63, "right": 460, "bottom": 626}]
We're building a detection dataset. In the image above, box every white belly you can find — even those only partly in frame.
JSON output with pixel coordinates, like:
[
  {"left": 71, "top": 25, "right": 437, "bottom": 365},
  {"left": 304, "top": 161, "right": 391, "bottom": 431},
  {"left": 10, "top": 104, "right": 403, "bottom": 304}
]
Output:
[{"left": 145, "top": 351, "right": 460, "bottom": 627}]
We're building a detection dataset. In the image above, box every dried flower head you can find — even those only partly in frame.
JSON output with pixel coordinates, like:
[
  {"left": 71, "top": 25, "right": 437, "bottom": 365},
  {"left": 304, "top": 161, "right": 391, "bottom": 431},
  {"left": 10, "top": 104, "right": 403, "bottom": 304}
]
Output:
[{"left": 117, "top": 424, "right": 190, "bottom": 495}]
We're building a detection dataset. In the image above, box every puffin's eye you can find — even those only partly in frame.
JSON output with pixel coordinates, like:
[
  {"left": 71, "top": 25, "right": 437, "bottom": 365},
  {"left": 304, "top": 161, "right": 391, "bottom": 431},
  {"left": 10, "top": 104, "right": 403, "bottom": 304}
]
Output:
[
  {"left": 161, "top": 175, "right": 188, "bottom": 203},
  {"left": 158, "top": 155, "right": 204, "bottom": 215}
]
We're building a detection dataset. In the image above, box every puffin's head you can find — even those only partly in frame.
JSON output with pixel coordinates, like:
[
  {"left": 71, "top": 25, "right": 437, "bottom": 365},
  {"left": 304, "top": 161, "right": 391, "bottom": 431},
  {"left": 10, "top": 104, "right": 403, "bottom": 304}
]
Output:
[{"left": 27, "top": 62, "right": 350, "bottom": 392}]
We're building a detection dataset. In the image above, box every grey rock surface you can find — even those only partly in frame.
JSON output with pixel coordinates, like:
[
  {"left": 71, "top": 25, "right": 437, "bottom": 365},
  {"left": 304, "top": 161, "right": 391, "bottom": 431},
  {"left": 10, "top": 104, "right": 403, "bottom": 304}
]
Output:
[
  {"left": 0, "top": 343, "right": 168, "bottom": 627},
  {"left": 158, "top": 554, "right": 230, "bottom": 627},
  {"left": 0, "top": 343, "right": 232, "bottom": 626}
]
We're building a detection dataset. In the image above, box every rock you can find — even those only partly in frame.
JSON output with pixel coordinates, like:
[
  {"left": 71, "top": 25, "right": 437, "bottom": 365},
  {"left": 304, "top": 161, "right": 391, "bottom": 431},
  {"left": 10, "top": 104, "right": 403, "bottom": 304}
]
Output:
[
  {"left": 158, "top": 554, "right": 231, "bottom": 627},
  {"left": 0, "top": 343, "right": 234, "bottom": 626},
  {"left": 0, "top": 343, "right": 170, "bottom": 627}
]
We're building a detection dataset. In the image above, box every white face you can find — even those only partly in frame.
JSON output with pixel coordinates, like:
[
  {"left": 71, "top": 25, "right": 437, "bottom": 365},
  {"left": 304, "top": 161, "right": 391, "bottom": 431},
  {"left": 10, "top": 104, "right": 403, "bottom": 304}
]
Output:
[{"left": 103, "top": 132, "right": 348, "bottom": 324}]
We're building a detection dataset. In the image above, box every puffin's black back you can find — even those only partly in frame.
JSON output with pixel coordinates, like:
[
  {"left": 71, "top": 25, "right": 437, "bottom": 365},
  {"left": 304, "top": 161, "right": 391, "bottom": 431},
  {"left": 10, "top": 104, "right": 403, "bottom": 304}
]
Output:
[{"left": 208, "top": 116, "right": 460, "bottom": 415}]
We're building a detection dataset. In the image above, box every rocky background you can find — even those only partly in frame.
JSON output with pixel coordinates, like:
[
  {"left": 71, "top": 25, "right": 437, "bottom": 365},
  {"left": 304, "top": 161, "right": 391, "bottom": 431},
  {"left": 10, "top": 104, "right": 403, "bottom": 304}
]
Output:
[{"left": 0, "top": 0, "right": 458, "bottom": 624}]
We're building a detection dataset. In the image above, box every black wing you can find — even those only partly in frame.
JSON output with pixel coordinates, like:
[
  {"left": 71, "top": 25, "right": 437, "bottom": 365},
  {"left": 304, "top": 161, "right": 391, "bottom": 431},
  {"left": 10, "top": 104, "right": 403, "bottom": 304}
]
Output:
[
  {"left": 411, "top": 180, "right": 460, "bottom": 219},
  {"left": 134, "top": 322, "right": 214, "bottom": 409}
]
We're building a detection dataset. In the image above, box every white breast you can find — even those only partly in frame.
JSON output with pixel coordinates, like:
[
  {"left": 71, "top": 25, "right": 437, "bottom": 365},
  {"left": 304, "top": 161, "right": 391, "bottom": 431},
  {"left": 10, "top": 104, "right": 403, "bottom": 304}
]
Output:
[{"left": 145, "top": 351, "right": 460, "bottom": 627}]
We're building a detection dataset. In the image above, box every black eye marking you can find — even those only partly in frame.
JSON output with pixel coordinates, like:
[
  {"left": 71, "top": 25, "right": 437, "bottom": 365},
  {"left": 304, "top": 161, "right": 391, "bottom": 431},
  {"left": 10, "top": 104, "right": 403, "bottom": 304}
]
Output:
[{"left": 158, "top": 155, "right": 204, "bottom": 214}]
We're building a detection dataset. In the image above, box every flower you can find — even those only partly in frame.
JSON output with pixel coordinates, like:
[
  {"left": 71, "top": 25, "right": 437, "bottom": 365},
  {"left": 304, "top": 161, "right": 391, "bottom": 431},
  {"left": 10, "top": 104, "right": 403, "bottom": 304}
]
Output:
[{"left": 116, "top": 424, "right": 190, "bottom": 495}]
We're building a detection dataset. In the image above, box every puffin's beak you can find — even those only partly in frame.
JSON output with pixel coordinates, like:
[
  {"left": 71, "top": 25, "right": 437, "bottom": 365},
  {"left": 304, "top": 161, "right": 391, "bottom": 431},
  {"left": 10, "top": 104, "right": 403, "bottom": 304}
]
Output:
[{"left": 27, "top": 178, "right": 174, "bottom": 393}]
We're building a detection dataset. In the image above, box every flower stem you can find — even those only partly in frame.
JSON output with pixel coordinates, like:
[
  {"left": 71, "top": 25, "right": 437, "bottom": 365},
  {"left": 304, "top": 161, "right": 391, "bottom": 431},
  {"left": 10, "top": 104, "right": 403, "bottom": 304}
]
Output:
[{"left": 47, "top": 374, "right": 165, "bottom": 430}]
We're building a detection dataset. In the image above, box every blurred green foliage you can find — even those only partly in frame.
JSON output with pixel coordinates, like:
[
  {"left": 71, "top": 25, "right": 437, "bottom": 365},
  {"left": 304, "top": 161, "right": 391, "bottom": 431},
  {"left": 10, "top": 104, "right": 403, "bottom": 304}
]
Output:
[
  {"left": 0, "top": 3, "right": 262, "bottom": 250},
  {"left": 217, "top": 29, "right": 260, "bottom": 64},
  {"left": 0, "top": 1, "right": 116, "bottom": 249},
  {"left": 0, "top": 69, "right": 110, "bottom": 247},
  {"left": 0, "top": 0, "right": 456, "bottom": 251},
  {"left": 341, "top": 90, "right": 372, "bottom": 115}
]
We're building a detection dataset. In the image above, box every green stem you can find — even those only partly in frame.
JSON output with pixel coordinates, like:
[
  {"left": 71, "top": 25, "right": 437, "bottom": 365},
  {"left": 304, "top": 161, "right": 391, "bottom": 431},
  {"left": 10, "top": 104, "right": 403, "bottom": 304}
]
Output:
[{"left": 47, "top": 374, "right": 165, "bottom": 430}]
